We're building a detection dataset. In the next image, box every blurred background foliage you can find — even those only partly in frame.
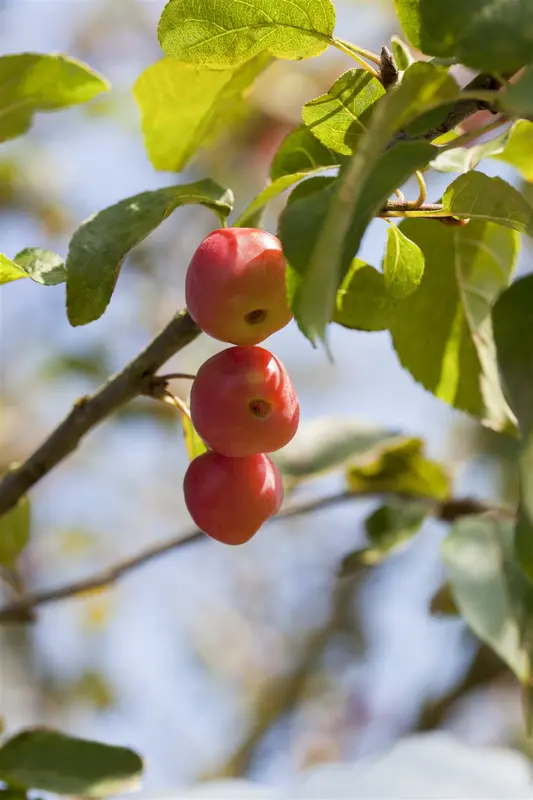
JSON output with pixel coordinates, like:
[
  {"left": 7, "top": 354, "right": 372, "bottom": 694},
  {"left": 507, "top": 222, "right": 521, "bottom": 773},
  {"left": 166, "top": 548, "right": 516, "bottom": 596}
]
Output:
[{"left": 0, "top": 0, "right": 528, "bottom": 791}]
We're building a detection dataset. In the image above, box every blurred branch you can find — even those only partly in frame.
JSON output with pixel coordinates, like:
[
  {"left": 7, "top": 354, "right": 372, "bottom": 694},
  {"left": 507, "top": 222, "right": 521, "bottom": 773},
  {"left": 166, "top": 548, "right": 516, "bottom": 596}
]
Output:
[
  {"left": 0, "top": 493, "right": 512, "bottom": 624},
  {"left": 0, "top": 310, "right": 200, "bottom": 519},
  {"left": 415, "top": 643, "right": 509, "bottom": 731},
  {"left": 207, "top": 574, "right": 363, "bottom": 780}
]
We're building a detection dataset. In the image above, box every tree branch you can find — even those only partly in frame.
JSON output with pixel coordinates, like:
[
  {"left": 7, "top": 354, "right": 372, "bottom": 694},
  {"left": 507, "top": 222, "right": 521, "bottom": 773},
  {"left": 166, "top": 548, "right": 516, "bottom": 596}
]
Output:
[
  {"left": 0, "top": 310, "right": 200, "bottom": 518},
  {"left": 0, "top": 492, "right": 511, "bottom": 624}
]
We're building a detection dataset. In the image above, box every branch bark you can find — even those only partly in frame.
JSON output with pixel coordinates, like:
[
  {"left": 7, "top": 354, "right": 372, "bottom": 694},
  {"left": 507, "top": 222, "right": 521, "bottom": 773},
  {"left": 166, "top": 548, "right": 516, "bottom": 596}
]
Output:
[
  {"left": 0, "top": 492, "right": 510, "bottom": 624},
  {"left": 0, "top": 310, "right": 200, "bottom": 518}
]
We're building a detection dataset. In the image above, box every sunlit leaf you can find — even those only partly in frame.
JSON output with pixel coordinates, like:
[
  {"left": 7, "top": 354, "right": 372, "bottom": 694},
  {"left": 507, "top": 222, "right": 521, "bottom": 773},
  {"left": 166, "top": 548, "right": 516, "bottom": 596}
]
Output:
[
  {"left": 133, "top": 55, "right": 270, "bottom": 172},
  {"left": 158, "top": 0, "right": 336, "bottom": 68},
  {"left": 391, "top": 219, "right": 517, "bottom": 432},
  {"left": 442, "top": 172, "right": 533, "bottom": 235},
  {"left": 302, "top": 69, "right": 385, "bottom": 156},
  {"left": 346, "top": 437, "right": 451, "bottom": 500},
  {"left": 0, "top": 53, "right": 109, "bottom": 143},
  {"left": 270, "top": 125, "right": 341, "bottom": 180},
  {"left": 383, "top": 223, "right": 424, "bottom": 298}
]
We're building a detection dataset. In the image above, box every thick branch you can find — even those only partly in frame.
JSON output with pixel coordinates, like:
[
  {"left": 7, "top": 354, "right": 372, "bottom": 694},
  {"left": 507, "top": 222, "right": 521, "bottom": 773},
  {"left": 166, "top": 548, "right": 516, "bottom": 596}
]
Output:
[
  {"left": 0, "top": 492, "right": 510, "bottom": 623},
  {"left": 0, "top": 311, "right": 200, "bottom": 518}
]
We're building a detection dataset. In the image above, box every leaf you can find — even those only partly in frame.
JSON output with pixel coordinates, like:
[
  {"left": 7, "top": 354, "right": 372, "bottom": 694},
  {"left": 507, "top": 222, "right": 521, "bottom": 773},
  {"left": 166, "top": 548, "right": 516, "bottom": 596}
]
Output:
[
  {"left": 0, "top": 254, "right": 26, "bottom": 285},
  {"left": 442, "top": 516, "right": 533, "bottom": 682},
  {"left": 0, "top": 496, "right": 30, "bottom": 568},
  {"left": 394, "top": 0, "right": 533, "bottom": 74},
  {"left": 383, "top": 223, "right": 424, "bottom": 298},
  {"left": 235, "top": 166, "right": 332, "bottom": 227},
  {"left": 496, "top": 120, "right": 533, "bottom": 182},
  {"left": 13, "top": 248, "right": 65, "bottom": 285},
  {"left": 182, "top": 416, "right": 207, "bottom": 461},
  {"left": 493, "top": 274, "right": 533, "bottom": 578},
  {"left": 391, "top": 219, "right": 518, "bottom": 433},
  {"left": 342, "top": 498, "right": 428, "bottom": 571},
  {"left": 66, "top": 179, "right": 233, "bottom": 326},
  {"left": 501, "top": 66, "right": 533, "bottom": 120},
  {"left": 430, "top": 130, "right": 510, "bottom": 174},
  {"left": 284, "top": 61, "right": 457, "bottom": 345},
  {"left": 0, "top": 729, "right": 142, "bottom": 796},
  {"left": 158, "top": 0, "right": 336, "bottom": 68},
  {"left": 133, "top": 55, "right": 270, "bottom": 173},
  {"left": 270, "top": 125, "right": 341, "bottom": 181},
  {"left": 390, "top": 35, "right": 414, "bottom": 70},
  {"left": 442, "top": 172, "right": 533, "bottom": 235},
  {"left": 0, "top": 53, "right": 109, "bottom": 143},
  {"left": 279, "top": 140, "right": 436, "bottom": 343},
  {"left": 302, "top": 69, "right": 385, "bottom": 156},
  {"left": 361, "top": 498, "right": 429, "bottom": 565},
  {"left": 346, "top": 437, "right": 451, "bottom": 500},
  {"left": 334, "top": 259, "right": 399, "bottom": 332},
  {"left": 272, "top": 417, "right": 401, "bottom": 480}
]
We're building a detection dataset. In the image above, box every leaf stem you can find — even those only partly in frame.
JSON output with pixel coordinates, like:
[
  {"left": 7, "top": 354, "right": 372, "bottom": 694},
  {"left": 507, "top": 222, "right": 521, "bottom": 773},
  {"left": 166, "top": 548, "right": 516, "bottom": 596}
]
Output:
[
  {"left": 331, "top": 38, "right": 381, "bottom": 81},
  {"left": 162, "top": 390, "right": 192, "bottom": 422},
  {"left": 335, "top": 38, "right": 382, "bottom": 66},
  {"left": 405, "top": 170, "right": 428, "bottom": 209}
]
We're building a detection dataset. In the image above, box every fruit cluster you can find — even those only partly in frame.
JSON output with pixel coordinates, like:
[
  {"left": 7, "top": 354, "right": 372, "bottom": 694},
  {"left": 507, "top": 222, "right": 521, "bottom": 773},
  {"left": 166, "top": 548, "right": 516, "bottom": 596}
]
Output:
[{"left": 183, "top": 228, "right": 299, "bottom": 545}]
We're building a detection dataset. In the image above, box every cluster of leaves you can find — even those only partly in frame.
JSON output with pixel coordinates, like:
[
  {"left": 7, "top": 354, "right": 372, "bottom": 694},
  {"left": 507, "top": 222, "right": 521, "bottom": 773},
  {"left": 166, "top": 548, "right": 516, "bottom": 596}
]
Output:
[{"left": 3, "top": 0, "right": 533, "bottom": 789}]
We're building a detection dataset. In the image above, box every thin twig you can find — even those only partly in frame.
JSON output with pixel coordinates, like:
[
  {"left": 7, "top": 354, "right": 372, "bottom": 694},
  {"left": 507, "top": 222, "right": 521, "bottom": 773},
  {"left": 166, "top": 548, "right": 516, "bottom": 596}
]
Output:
[
  {"left": 0, "top": 492, "right": 512, "bottom": 624},
  {"left": 0, "top": 311, "right": 200, "bottom": 518}
]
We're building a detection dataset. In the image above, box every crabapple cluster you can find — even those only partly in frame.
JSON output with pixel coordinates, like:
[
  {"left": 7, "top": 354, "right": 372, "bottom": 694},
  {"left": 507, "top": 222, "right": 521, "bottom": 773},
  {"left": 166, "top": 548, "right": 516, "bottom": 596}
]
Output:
[{"left": 183, "top": 228, "right": 299, "bottom": 545}]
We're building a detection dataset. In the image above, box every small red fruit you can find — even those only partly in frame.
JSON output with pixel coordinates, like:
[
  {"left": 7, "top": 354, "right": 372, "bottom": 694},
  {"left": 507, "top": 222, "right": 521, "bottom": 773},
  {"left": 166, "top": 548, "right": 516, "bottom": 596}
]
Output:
[
  {"left": 183, "top": 451, "right": 284, "bottom": 545},
  {"left": 185, "top": 228, "right": 292, "bottom": 345},
  {"left": 190, "top": 346, "right": 299, "bottom": 457}
]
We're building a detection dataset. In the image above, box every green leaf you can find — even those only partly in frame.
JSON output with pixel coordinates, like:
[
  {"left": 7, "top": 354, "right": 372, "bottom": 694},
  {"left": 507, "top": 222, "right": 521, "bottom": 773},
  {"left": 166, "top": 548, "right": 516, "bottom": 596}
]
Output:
[
  {"left": 383, "top": 223, "right": 424, "bottom": 298},
  {"left": 13, "top": 248, "right": 65, "bottom": 285},
  {"left": 390, "top": 35, "right": 414, "bottom": 70},
  {"left": 279, "top": 140, "right": 436, "bottom": 343},
  {"left": 501, "top": 66, "right": 533, "bottom": 120},
  {"left": 158, "top": 0, "right": 336, "bottom": 68},
  {"left": 442, "top": 172, "right": 533, "bottom": 235},
  {"left": 430, "top": 583, "right": 459, "bottom": 616},
  {"left": 493, "top": 274, "right": 533, "bottom": 579},
  {"left": 334, "top": 259, "right": 400, "bottom": 332},
  {"left": 302, "top": 69, "right": 385, "bottom": 156},
  {"left": 394, "top": 0, "right": 533, "bottom": 74},
  {"left": 66, "top": 179, "right": 233, "bottom": 326},
  {"left": 496, "top": 121, "right": 533, "bottom": 182},
  {"left": 235, "top": 166, "right": 332, "bottom": 227},
  {"left": 273, "top": 417, "right": 401, "bottom": 480},
  {"left": 346, "top": 437, "right": 451, "bottom": 500},
  {"left": 133, "top": 55, "right": 270, "bottom": 173},
  {"left": 270, "top": 125, "right": 341, "bottom": 181},
  {"left": 182, "top": 416, "right": 207, "bottom": 461},
  {"left": 285, "top": 61, "right": 457, "bottom": 345},
  {"left": 0, "top": 729, "right": 143, "bottom": 796},
  {"left": 0, "top": 249, "right": 65, "bottom": 287},
  {"left": 0, "top": 254, "right": 26, "bottom": 285},
  {"left": 430, "top": 130, "right": 509, "bottom": 174},
  {"left": 0, "top": 53, "right": 110, "bottom": 143},
  {"left": 0, "top": 496, "right": 30, "bottom": 568},
  {"left": 391, "top": 219, "right": 518, "bottom": 433},
  {"left": 442, "top": 516, "right": 533, "bottom": 682},
  {"left": 340, "top": 497, "right": 428, "bottom": 573}
]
